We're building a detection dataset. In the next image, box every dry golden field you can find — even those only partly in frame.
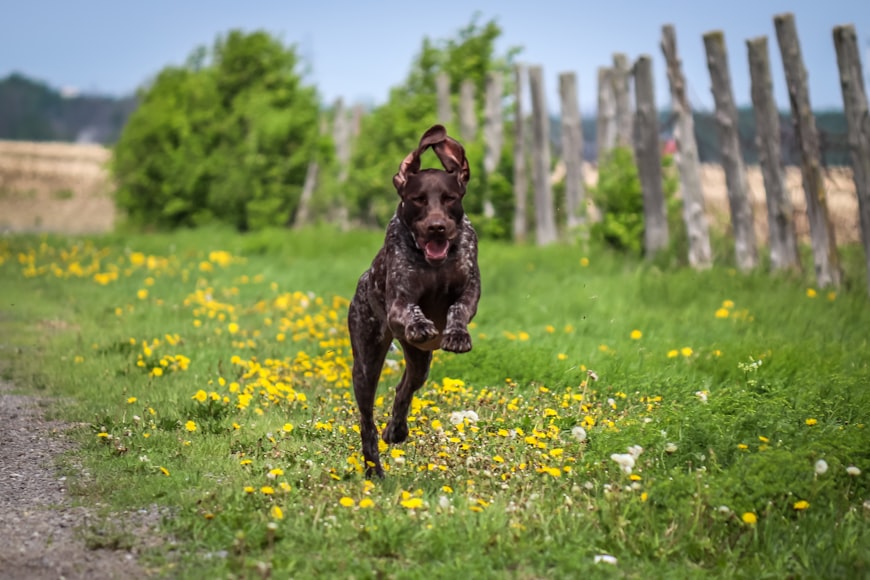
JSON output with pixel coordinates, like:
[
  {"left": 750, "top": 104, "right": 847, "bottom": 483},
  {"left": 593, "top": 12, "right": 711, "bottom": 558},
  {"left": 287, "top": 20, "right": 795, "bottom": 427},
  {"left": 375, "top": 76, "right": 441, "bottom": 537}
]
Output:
[
  {"left": 0, "top": 140, "right": 115, "bottom": 234},
  {"left": 0, "top": 140, "right": 860, "bottom": 244}
]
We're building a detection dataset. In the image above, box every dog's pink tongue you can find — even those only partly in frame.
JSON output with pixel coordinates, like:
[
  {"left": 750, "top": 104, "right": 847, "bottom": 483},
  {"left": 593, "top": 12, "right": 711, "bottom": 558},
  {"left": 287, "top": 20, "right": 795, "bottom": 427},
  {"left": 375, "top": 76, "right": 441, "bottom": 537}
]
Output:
[{"left": 424, "top": 240, "right": 449, "bottom": 261}]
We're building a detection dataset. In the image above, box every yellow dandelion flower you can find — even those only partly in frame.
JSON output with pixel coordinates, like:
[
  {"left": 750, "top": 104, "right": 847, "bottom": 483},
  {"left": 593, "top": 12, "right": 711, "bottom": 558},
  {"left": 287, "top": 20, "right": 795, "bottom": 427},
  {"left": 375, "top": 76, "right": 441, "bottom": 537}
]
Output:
[
  {"left": 557, "top": 353, "right": 568, "bottom": 361},
  {"left": 127, "top": 397, "right": 137, "bottom": 404},
  {"left": 667, "top": 349, "right": 679, "bottom": 358},
  {"left": 192, "top": 390, "right": 208, "bottom": 403},
  {"left": 269, "top": 468, "right": 284, "bottom": 477},
  {"left": 630, "top": 329, "right": 642, "bottom": 340},
  {"left": 228, "top": 322, "right": 239, "bottom": 334},
  {"left": 359, "top": 498, "right": 374, "bottom": 509},
  {"left": 185, "top": 420, "right": 197, "bottom": 432},
  {"left": 151, "top": 367, "right": 163, "bottom": 377},
  {"left": 722, "top": 299, "right": 735, "bottom": 309},
  {"left": 715, "top": 308, "right": 730, "bottom": 319},
  {"left": 400, "top": 498, "right": 424, "bottom": 509},
  {"left": 282, "top": 423, "right": 294, "bottom": 433},
  {"left": 793, "top": 500, "right": 809, "bottom": 510},
  {"left": 270, "top": 505, "right": 284, "bottom": 520},
  {"left": 261, "top": 486, "right": 274, "bottom": 495},
  {"left": 805, "top": 418, "right": 818, "bottom": 426},
  {"left": 339, "top": 497, "right": 355, "bottom": 507},
  {"left": 442, "top": 485, "right": 453, "bottom": 494},
  {"left": 518, "top": 331, "right": 530, "bottom": 341},
  {"left": 244, "top": 486, "right": 255, "bottom": 494},
  {"left": 137, "top": 289, "right": 148, "bottom": 300},
  {"left": 681, "top": 347, "right": 693, "bottom": 357},
  {"left": 806, "top": 288, "right": 817, "bottom": 298},
  {"left": 741, "top": 512, "right": 757, "bottom": 524},
  {"left": 160, "top": 466, "right": 170, "bottom": 476},
  {"left": 580, "top": 257, "right": 590, "bottom": 267},
  {"left": 545, "top": 325, "right": 555, "bottom": 333}
]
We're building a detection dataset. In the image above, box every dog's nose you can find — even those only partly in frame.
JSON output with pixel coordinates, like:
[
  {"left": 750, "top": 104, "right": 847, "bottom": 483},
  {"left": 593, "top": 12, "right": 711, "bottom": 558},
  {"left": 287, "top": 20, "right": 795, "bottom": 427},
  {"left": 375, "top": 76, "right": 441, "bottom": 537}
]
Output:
[{"left": 427, "top": 221, "right": 447, "bottom": 234}]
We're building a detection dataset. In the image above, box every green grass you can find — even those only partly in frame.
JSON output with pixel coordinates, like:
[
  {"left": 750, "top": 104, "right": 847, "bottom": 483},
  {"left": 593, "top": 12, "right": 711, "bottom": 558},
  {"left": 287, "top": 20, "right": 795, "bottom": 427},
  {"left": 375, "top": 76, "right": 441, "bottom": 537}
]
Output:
[{"left": 0, "top": 226, "right": 868, "bottom": 578}]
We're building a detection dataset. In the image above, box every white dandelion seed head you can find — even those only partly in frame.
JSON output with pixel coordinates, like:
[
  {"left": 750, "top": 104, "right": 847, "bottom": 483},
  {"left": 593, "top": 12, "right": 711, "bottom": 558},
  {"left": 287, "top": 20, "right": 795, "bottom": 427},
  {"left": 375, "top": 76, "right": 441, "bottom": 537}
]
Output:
[
  {"left": 628, "top": 445, "right": 644, "bottom": 459},
  {"left": 815, "top": 459, "right": 829, "bottom": 475},
  {"left": 594, "top": 554, "right": 617, "bottom": 565},
  {"left": 665, "top": 442, "right": 678, "bottom": 453},
  {"left": 571, "top": 426, "right": 588, "bottom": 442},
  {"left": 438, "top": 495, "right": 450, "bottom": 509},
  {"left": 695, "top": 391, "right": 708, "bottom": 403},
  {"left": 846, "top": 465, "right": 861, "bottom": 476},
  {"left": 449, "top": 410, "right": 479, "bottom": 425},
  {"left": 611, "top": 453, "right": 635, "bottom": 474}
]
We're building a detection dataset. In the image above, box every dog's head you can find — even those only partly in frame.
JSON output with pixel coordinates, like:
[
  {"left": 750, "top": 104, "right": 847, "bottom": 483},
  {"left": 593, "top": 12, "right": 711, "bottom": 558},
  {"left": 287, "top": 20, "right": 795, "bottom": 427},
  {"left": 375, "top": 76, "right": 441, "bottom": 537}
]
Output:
[{"left": 392, "top": 125, "right": 471, "bottom": 266}]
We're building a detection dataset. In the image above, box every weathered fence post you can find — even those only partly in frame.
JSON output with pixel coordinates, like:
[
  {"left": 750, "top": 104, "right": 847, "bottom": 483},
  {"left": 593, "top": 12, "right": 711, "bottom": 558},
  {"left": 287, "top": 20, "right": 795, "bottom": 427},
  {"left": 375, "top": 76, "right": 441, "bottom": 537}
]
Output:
[
  {"left": 747, "top": 36, "right": 801, "bottom": 272},
  {"left": 513, "top": 65, "right": 529, "bottom": 243},
  {"left": 558, "top": 71, "right": 586, "bottom": 229},
  {"left": 633, "top": 55, "right": 670, "bottom": 256},
  {"left": 332, "top": 98, "right": 351, "bottom": 184},
  {"left": 483, "top": 71, "right": 503, "bottom": 219},
  {"left": 833, "top": 24, "right": 870, "bottom": 295},
  {"left": 459, "top": 79, "right": 478, "bottom": 143},
  {"left": 703, "top": 30, "right": 758, "bottom": 271},
  {"left": 436, "top": 72, "right": 453, "bottom": 127},
  {"left": 661, "top": 24, "right": 713, "bottom": 269},
  {"left": 612, "top": 53, "right": 634, "bottom": 148},
  {"left": 293, "top": 115, "right": 329, "bottom": 228},
  {"left": 528, "top": 65, "right": 559, "bottom": 245},
  {"left": 596, "top": 67, "right": 617, "bottom": 162},
  {"left": 774, "top": 12, "right": 842, "bottom": 287}
]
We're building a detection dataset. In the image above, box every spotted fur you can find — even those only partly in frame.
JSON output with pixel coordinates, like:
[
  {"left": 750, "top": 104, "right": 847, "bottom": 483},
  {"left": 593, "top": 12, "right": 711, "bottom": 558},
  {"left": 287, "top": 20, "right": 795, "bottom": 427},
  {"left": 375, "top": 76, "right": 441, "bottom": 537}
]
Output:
[{"left": 348, "top": 125, "right": 481, "bottom": 477}]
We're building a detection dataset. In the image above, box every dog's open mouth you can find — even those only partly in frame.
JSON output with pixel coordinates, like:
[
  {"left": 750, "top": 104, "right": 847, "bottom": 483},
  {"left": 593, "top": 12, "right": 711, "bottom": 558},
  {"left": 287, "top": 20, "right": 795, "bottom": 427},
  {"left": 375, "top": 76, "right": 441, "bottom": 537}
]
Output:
[{"left": 423, "top": 239, "right": 450, "bottom": 262}]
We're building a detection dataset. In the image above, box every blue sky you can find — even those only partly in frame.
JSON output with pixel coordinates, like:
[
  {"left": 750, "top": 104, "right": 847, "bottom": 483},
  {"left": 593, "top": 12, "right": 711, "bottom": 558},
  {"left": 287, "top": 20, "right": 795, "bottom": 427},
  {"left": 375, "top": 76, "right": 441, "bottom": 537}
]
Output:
[{"left": 3, "top": 0, "right": 868, "bottom": 113}]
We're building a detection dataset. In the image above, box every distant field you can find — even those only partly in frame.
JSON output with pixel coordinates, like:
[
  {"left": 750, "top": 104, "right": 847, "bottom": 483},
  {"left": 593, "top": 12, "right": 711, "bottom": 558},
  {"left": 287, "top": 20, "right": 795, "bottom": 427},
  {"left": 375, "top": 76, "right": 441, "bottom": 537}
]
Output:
[
  {"left": 0, "top": 140, "right": 114, "bottom": 234},
  {"left": 0, "top": 140, "right": 861, "bottom": 245}
]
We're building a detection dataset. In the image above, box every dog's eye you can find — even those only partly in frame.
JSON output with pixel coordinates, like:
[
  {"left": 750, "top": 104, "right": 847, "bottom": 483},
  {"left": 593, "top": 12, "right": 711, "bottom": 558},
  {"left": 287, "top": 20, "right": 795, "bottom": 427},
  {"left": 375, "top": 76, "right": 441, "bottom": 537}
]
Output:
[
  {"left": 412, "top": 196, "right": 427, "bottom": 205},
  {"left": 442, "top": 195, "right": 459, "bottom": 204}
]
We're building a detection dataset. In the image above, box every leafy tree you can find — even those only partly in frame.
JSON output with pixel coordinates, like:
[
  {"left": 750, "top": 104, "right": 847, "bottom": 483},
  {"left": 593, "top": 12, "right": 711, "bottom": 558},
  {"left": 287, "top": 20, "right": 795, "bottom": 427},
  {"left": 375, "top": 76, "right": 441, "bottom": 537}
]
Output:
[
  {"left": 112, "top": 30, "right": 327, "bottom": 231},
  {"left": 344, "top": 16, "right": 520, "bottom": 229}
]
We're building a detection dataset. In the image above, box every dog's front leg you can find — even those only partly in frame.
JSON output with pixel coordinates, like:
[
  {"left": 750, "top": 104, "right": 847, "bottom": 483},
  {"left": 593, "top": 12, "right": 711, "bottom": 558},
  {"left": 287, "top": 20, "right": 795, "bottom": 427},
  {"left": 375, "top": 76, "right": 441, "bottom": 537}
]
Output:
[
  {"left": 388, "top": 302, "right": 438, "bottom": 346},
  {"left": 441, "top": 278, "right": 480, "bottom": 353}
]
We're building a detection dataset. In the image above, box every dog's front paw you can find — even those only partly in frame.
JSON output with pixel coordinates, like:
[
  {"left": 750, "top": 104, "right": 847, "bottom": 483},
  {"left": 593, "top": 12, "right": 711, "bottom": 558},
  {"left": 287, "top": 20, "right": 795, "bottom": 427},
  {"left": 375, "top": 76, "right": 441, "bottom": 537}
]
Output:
[
  {"left": 441, "top": 329, "right": 472, "bottom": 353},
  {"left": 382, "top": 419, "right": 409, "bottom": 444},
  {"left": 405, "top": 318, "right": 439, "bottom": 345}
]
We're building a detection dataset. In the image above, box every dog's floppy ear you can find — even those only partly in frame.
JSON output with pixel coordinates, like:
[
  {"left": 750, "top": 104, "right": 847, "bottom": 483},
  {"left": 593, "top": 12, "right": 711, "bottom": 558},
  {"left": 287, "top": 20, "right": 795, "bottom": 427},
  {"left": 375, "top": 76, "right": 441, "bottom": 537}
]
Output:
[
  {"left": 393, "top": 125, "right": 449, "bottom": 192},
  {"left": 432, "top": 136, "right": 470, "bottom": 189}
]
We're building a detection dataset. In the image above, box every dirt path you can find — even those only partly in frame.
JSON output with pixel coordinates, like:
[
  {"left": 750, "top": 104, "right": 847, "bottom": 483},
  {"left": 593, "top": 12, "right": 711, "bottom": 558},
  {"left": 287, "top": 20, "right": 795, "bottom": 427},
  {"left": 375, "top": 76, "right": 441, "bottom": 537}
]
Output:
[{"left": 0, "top": 381, "right": 149, "bottom": 579}]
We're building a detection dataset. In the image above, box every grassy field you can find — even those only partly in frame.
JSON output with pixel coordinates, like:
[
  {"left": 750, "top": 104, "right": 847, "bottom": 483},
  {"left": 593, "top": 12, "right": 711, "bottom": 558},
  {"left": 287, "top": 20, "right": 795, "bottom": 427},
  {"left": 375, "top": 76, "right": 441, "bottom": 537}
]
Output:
[{"left": 1, "top": 226, "right": 868, "bottom": 578}]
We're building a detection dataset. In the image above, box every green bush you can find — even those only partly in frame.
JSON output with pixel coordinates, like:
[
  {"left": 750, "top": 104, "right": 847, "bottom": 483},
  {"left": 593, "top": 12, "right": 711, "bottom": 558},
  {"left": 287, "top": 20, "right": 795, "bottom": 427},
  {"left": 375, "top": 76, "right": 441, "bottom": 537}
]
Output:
[
  {"left": 112, "top": 30, "right": 327, "bottom": 231},
  {"left": 344, "top": 15, "right": 520, "bottom": 238},
  {"left": 590, "top": 147, "right": 679, "bottom": 255}
]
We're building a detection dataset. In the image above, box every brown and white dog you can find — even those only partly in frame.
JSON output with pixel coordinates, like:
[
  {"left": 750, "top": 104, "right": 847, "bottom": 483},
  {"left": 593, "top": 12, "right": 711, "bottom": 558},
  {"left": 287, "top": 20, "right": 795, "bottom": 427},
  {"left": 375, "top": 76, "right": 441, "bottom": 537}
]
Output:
[{"left": 347, "top": 124, "right": 481, "bottom": 477}]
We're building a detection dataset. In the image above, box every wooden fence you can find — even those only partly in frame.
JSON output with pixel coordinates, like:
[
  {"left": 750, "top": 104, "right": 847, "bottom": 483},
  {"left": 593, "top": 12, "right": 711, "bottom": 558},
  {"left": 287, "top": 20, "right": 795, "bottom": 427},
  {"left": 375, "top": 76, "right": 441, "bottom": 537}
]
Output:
[{"left": 326, "top": 12, "right": 869, "bottom": 294}]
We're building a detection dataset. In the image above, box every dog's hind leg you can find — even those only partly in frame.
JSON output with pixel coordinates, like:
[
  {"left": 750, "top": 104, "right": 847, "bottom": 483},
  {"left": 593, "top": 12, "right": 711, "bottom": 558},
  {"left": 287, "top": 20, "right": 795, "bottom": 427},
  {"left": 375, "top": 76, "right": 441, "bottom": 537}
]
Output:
[
  {"left": 382, "top": 343, "right": 432, "bottom": 445},
  {"left": 349, "top": 303, "right": 392, "bottom": 478}
]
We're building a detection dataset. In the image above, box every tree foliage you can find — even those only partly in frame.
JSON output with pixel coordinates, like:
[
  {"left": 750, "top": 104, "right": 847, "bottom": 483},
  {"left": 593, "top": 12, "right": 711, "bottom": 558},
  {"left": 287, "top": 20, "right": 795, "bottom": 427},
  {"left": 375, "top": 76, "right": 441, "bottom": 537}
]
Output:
[
  {"left": 344, "top": 16, "right": 520, "bottom": 228},
  {"left": 112, "top": 30, "right": 326, "bottom": 231}
]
